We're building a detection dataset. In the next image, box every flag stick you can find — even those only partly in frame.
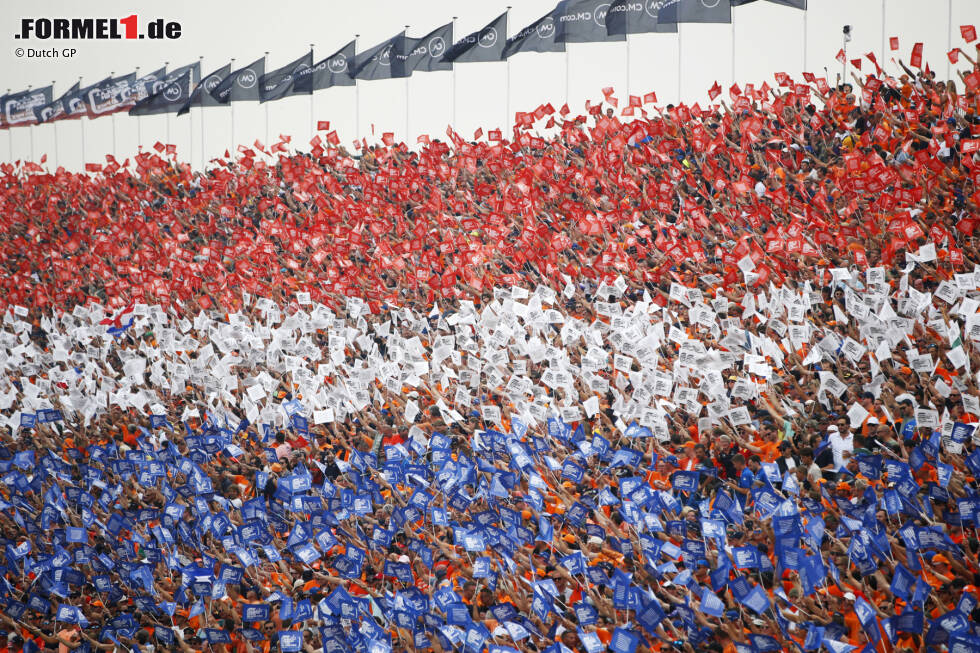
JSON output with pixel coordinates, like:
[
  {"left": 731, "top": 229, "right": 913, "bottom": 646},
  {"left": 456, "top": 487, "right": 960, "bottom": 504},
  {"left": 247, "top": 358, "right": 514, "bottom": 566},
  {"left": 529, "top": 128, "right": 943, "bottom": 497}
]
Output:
[
  {"left": 5, "top": 89, "right": 10, "bottom": 162},
  {"left": 507, "top": 6, "right": 512, "bottom": 136},
  {"left": 946, "top": 0, "right": 952, "bottom": 81},
  {"left": 880, "top": 0, "right": 886, "bottom": 68},
  {"left": 198, "top": 56, "right": 205, "bottom": 169},
  {"left": 731, "top": 7, "right": 736, "bottom": 88},
  {"left": 354, "top": 36, "right": 360, "bottom": 143},
  {"left": 310, "top": 43, "right": 316, "bottom": 140},
  {"left": 803, "top": 9, "right": 808, "bottom": 73},
  {"left": 135, "top": 66, "right": 142, "bottom": 151},
  {"left": 230, "top": 58, "right": 236, "bottom": 153},
  {"left": 264, "top": 52, "right": 270, "bottom": 150},
  {"left": 451, "top": 17, "right": 458, "bottom": 129},
  {"left": 565, "top": 46, "right": 571, "bottom": 109},
  {"left": 677, "top": 23, "right": 682, "bottom": 103},
  {"left": 625, "top": 34, "right": 631, "bottom": 101},
  {"left": 26, "top": 85, "right": 34, "bottom": 162},
  {"left": 52, "top": 80, "right": 58, "bottom": 168},
  {"left": 405, "top": 27, "right": 411, "bottom": 144}
]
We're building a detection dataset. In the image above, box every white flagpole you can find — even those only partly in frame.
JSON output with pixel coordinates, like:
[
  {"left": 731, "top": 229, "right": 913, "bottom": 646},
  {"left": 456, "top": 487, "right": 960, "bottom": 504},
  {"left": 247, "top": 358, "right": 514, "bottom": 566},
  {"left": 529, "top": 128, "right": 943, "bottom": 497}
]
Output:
[
  {"left": 881, "top": 0, "right": 886, "bottom": 68},
  {"left": 405, "top": 26, "right": 410, "bottom": 144},
  {"left": 26, "top": 85, "right": 34, "bottom": 163},
  {"left": 198, "top": 56, "right": 205, "bottom": 170},
  {"left": 677, "top": 23, "right": 682, "bottom": 102},
  {"left": 162, "top": 62, "right": 170, "bottom": 147},
  {"left": 79, "top": 81, "right": 87, "bottom": 167},
  {"left": 803, "top": 11, "right": 808, "bottom": 73},
  {"left": 5, "top": 89, "right": 11, "bottom": 162},
  {"left": 264, "top": 51, "right": 270, "bottom": 149},
  {"left": 135, "top": 66, "right": 142, "bottom": 151},
  {"left": 230, "top": 58, "right": 235, "bottom": 153},
  {"left": 354, "top": 35, "right": 360, "bottom": 143},
  {"left": 947, "top": 0, "right": 952, "bottom": 81},
  {"left": 189, "top": 88, "right": 194, "bottom": 169},
  {"left": 565, "top": 47, "right": 570, "bottom": 107},
  {"left": 107, "top": 75, "right": 117, "bottom": 158},
  {"left": 625, "top": 34, "right": 631, "bottom": 100},
  {"left": 51, "top": 80, "right": 58, "bottom": 169},
  {"left": 451, "top": 16, "right": 458, "bottom": 128},
  {"left": 731, "top": 8, "right": 736, "bottom": 85},
  {"left": 506, "top": 6, "right": 512, "bottom": 136},
  {"left": 310, "top": 43, "right": 316, "bottom": 139}
]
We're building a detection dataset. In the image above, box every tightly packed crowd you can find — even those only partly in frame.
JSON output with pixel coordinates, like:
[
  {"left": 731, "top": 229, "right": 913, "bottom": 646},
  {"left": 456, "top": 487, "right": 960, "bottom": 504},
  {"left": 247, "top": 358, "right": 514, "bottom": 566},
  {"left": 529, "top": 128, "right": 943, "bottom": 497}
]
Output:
[{"left": 1, "top": 39, "right": 980, "bottom": 653}]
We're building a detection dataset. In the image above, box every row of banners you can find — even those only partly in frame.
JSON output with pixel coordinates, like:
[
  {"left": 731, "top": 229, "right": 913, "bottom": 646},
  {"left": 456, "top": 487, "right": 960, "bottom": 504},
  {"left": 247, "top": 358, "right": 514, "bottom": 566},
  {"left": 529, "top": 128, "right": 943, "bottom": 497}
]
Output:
[{"left": 0, "top": 0, "right": 804, "bottom": 129}]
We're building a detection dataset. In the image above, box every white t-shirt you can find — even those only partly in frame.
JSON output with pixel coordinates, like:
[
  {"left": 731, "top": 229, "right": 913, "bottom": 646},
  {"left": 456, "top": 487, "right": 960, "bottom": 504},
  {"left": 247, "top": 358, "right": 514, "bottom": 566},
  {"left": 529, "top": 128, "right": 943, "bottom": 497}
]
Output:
[{"left": 828, "top": 430, "right": 854, "bottom": 472}]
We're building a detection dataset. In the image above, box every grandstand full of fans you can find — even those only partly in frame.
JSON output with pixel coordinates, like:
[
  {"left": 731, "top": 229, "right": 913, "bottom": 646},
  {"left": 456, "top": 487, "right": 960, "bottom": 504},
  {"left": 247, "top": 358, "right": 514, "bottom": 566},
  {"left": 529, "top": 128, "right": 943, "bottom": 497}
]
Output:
[{"left": 0, "top": 41, "right": 979, "bottom": 653}]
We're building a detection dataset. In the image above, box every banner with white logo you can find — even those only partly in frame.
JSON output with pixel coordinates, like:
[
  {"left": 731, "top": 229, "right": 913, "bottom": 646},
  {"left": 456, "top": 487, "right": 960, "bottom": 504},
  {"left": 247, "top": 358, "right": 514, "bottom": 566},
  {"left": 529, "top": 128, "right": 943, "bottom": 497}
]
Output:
[
  {"left": 605, "top": 0, "right": 678, "bottom": 35},
  {"left": 130, "top": 68, "right": 196, "bottom": 116},
  {"left": 178, "top": 63, "right": 231, "bottom": 115},
  {"left": 260, "top": 51, "right": 314, "bottom": 102},
  {"left": 504, "top": 9, "right": 565, "bottom": 58},
  {"left": 443, "top": 12, "right": 507, "bottom": 63},
  {"left": 1, "top": 86, "right": 53, "bottom": 126},
  {"left": 401, "top": 22, "right": 453, "bottom": 74},
  {"left": 554, "top": 0, "right": 625, "bottom": 43},
  {"left": 294, "top": 41, "right": 356, "bottom": 92},
  {"left": 354, "top": 32, "right": 409, "bottom": 80},
  {"left": 211, "top": 57, "right": 265, "bottom": 104}
]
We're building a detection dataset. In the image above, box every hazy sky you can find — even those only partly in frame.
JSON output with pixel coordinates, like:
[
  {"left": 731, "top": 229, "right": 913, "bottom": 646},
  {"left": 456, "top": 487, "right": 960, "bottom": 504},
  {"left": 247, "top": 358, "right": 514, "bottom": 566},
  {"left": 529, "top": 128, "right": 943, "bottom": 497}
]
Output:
[{"left": 1, "top": 0, "right": 977, "bottom": 170}]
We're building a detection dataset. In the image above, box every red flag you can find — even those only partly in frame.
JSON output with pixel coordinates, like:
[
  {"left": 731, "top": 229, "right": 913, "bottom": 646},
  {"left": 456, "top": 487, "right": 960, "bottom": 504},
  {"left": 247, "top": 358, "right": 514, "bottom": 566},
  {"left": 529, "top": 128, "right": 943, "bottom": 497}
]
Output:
[
  {"left": 949, "top": 49, "right": 960, "bottom": 64},
  {"left": 559, "top": 103, "right": 570, "bottom": 116},
  {"left": 382, "top": 132, "right": 394, "bottom": 146},
  {"left": 835, "top": 49, "right": 845, "bottom": 64},
  {"left": 629, "top": 95, "right": 641, "bottom": 107},
  {"left": 473, "top": 127, "right": 483, "bottom": 140},
  {"left": 889, "top": 36, "right": 899, "bottom": 51},
  {"left": 910, "top": 42, "right": 923, "bottom": 68},
  {"left": 643, "top": 92, "right": 657, "bottom": 104},
  {"left": 708, "top": 81, "right": 721, "bottom": 100},
  {"left": 326, "top": 130, "right": 339, "bottom": 145},
  {"left": 850, "top": 58, "right": 862, "bottom": 71},
  {"left": 317, "top": 120, "right": 330, "bottom": 131},
  {"left": 962, "top": 25, "right": 977, "bottom": 43}
]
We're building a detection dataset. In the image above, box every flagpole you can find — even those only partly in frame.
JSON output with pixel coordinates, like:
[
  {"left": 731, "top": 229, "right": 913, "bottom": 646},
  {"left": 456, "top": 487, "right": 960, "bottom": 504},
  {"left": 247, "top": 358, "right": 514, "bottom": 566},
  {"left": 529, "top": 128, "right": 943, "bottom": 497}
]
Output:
[
  {"left": 189, "top": 88, "right": 194, "bottom": 169},
  {"left": 565, "top": 47, "right": 570, "bottom": 108},
  {"left": 162, "top": 62, "right": 170, "bottom": 147},
  {"left": 310, "top": 43, "right": 316, "bottom": 139},
  {"left": 731, "top": 8, "right": 736, "bottom": 86},
  {"left": 107, "top": 74, "right": 117, "bottom": 158},
  {"left": 946, "top": 0, "right": 952, "bottom": 81},
  {"left": 803, "top": 10, "right": 808, "bottom": 73},
  {"left": 451, "top": 16, "right": 458, "bottom": 129},
  {"left": 51, "top": 79, "right": 58, "bottom": 169},
  {"left": 354, "top": 36, "right": 360, "bottom": 143},
  {"left": 264, "top": 51, "right": 270, "bottom": 150},
  {"left": 405, "top": 26, "right": 410, "bottom": 145},
  {"left": 880, "top": 0, "right": 885, "bottom": 69},
  {"left": 198, "top": 56, "right": 205, "bottom": 170},
  {"left": 677, "top": 23, "right": 682, "bottom": 103},
  {"left": 78, "top": 78, "right": 87, "bottom": 167},
  {"left": 506, "top": 6, "right": 512, "bottom": 136},
  {"left": 5, "top": 89, "right": 11, "bottom": 163},
  {"left": 230, "top": 58, "right": 236, "bottom": 154},
  {"left": 27, "top": 85, "right": 34, "bottom": 162},
  {"left": 625, "top": 34, "right": 631, "bottom": 100},
  {"left": 134, "top": 66, "right": 141, "bottom": 151}
]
